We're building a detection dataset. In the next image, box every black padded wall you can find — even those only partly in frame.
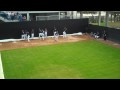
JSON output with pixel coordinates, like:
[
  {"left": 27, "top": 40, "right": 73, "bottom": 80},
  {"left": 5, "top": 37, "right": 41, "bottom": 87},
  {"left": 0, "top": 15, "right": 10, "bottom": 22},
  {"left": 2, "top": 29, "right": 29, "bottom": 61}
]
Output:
[
  {"left": 0, "top": 19, "right": 88, "bottom": 39},
  {"left": 87, "top": 24, "right": 120, "bottom": 43}
]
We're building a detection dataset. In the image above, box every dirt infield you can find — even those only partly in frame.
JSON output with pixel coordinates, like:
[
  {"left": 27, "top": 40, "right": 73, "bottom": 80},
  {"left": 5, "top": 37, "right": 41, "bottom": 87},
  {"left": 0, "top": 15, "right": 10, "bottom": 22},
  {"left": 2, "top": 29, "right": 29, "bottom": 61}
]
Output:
[
  {"left": 0, "top": 34, "right": 120, "bottom": 51},
  {"left": 0, "top": 35, "right": 92, "bottom": 51}
]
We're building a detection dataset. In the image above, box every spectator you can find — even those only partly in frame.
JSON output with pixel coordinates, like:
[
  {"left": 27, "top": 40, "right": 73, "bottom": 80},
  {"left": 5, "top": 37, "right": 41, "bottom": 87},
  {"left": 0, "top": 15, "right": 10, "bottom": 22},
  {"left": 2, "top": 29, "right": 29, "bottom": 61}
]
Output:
[
  {"left": 7, "top": 12, "right": 11, "bottom": 20},
  {"left": 22, "top": 16, "right": 26, "bottom": 21},
  {"left": 18, "top": 14, "right": 22, "bottom": 22},
  {"left": 11, "top": 12, "right": 14, "bottom": 20}
]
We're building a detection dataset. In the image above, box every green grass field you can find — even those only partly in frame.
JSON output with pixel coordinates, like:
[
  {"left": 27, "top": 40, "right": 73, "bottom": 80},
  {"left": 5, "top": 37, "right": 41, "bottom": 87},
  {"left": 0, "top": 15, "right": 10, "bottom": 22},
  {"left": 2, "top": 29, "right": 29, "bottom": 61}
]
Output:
[
  {"left": 91, "top": 22, "right": 120, "bottom": 28},
  {"left": 1, "top": 40, "right": 120, "bottom": 79}
]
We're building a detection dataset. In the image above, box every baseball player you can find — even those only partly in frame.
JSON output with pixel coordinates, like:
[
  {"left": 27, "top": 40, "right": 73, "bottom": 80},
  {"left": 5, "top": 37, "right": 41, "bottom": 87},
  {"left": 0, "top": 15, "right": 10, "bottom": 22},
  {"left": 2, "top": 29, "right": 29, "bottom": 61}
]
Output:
[
  {"left": 39, "top": 28, "right": 44, "bottom": 40},
  {"left": 42, "top": 29, "right": 45, "bottom": 40},
  {"left": 21, "top": 30, "right": 25, "bottom": 39},
  {"left": 44, "top": 28, "right": 48, "bottom": 38},
  {"left": 27, "top": 31, "right": 30, "bottom": 42},
  {"left": 63, "top": 27, "right": 67, "bottom": 38},
  {"left": 54, "top": 30, "right": 59, "bottom": 41},
  {"left": 38, "top": 28, "right": 42, "bottom": 39},
  {"left": 25, "top": 30, "right": 28, "bottom": 40},
  {"left": 31, "top": 29, "right": 34, "bottom": 39},
  {"left": 53, "top": 27, "right": 57, "bottom": 38}
]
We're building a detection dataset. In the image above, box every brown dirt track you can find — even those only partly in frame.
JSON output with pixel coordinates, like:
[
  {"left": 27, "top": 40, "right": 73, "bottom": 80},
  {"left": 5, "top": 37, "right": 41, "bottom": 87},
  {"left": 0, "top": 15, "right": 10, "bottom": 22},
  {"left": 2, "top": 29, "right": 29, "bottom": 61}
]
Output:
[
  {"left": 0, "top": 35, "right": 91, "bottom": 51},
  {"left": 0, "top": 34, "right": 120, "bottom": 51}
]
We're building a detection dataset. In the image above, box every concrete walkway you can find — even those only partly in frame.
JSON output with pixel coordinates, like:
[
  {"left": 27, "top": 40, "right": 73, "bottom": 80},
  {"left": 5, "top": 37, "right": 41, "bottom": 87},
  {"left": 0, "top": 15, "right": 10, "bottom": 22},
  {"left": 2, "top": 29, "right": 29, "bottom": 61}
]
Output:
[{"left": 0, "top": 53, "right": 5, "bottom": 79}]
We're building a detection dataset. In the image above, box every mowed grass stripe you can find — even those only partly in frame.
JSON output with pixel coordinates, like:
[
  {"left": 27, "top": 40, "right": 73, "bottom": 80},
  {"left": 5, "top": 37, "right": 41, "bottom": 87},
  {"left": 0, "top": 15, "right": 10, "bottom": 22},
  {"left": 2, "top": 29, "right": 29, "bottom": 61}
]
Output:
[{"left": 1, "top": 40, "right": 120, "bottom": 79}]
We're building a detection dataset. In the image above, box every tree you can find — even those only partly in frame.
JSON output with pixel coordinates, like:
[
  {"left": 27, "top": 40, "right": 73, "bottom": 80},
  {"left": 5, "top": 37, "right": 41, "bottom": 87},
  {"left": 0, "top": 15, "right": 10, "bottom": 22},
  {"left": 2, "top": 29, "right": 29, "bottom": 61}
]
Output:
[{"left": 109, "top": 11, "right": 120, "bottom": 22}]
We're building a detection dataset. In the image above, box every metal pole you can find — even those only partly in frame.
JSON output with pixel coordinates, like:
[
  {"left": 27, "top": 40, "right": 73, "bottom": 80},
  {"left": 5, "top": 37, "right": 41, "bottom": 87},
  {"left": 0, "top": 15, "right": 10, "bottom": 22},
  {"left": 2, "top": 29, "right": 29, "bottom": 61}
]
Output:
[
  {"left": 98, "top": 11, "right": 101, "bottom": 26},
  {"left": 80, "top": 11, "right": 83, "bottom": 18},
  {"left": 27, "top": 13, "right": 29, "bottom": 21},
  {"left": 59, "top": 11, "right": 60, "bottom": 20},
  {"left": 105, "top": 11, "right": 109, "bottom": 27}
]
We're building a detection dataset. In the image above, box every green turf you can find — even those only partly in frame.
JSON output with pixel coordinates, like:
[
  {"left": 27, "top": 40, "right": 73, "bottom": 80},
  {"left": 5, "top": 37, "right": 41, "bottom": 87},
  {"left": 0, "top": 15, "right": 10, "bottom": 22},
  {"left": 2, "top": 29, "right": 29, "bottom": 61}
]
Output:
[
  {"left": 1, "top": 40, "right": 120, "bottom": 79},
  {"left": 91, "top": 22, "right": 105, "bottom": 26}
]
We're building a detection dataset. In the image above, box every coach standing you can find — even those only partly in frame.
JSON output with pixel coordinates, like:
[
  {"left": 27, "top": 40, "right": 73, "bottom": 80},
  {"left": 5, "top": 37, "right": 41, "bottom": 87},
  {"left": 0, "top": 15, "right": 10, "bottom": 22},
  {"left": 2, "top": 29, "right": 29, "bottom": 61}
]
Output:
[{"left": 103, "top": 30, "right": 107, "bottom": 41}]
